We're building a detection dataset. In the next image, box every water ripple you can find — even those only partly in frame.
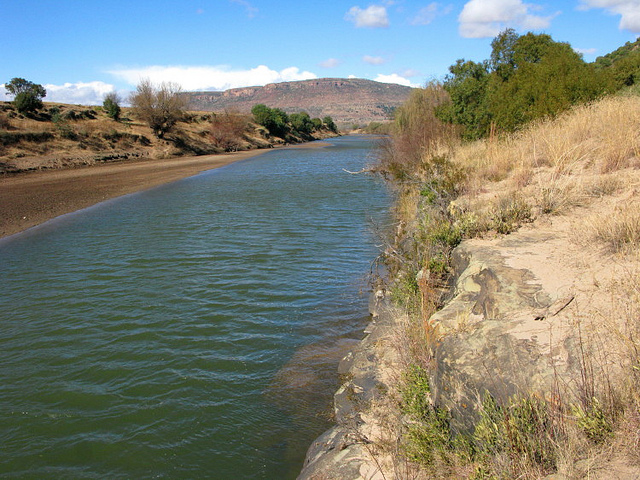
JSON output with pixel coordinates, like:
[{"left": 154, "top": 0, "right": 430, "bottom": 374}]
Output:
[{"left": 0, "top": 136, "right": 390, "bottom": 479}]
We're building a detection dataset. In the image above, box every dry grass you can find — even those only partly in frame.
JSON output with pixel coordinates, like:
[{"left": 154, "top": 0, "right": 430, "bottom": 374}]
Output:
[
  {"left": 383, "top": 92, "right": 640, "bottom": 478},
  {"left": 585, "top": 202, "right": 640, "bottom": 253}
]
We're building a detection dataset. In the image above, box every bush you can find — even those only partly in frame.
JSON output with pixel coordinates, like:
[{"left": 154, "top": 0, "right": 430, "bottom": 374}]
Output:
[
  {"left": 210, "top": 111, "right": 248, "bottom": 151},
  {"left": 129, "top": 79, "right": 187, "bottom": 138},
  {"left": 438, "top": 30, "right": 611, "bottom": 138},
  {"left": 251, "top": 104, "right": 289, "bottom": 137},
  {"left": 102, "top": 92, "right": 121, "bottom": 121},
  {"left": 5, "top": 78, "right": 46, "bottom": 114}
]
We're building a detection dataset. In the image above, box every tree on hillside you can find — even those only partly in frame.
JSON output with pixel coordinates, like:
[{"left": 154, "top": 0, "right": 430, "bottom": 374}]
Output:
[
  {"left": 251, "top": 104, "right": 289, "bottom": 137},
  {"left": 5, "top": 77, "right": 47, "bottom": 114},
  {"left": 323, "top": 116, "right": 338, "bottom": 133},
  {"left": 103, "top": 92, "right": 122, "bottom": 121},
  {"left": 437, "top": 59, "right": 490, "bottom": 139},
  {"left": 439, "top": 30, "right": 610, "bottom": 138},
  {"left": 129, "top": 79, "right": 187, "bottom": 138},
  {"left": 210, "top": 111, "right": 249, "bottom": 151},
  {"left": 289, "top": 111, "right": 313, "bottom": 135}
]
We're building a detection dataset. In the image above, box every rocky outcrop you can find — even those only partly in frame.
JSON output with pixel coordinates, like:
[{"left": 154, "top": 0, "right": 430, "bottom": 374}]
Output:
[
  {"left": 299, "top": 210, "right": 640, "bottom": 478},
  {"left": 298, "top": 293, "right": 401, "bottom": 480},
  {"left": 184, "top": 78, "right": 412, "bottom": 126}
]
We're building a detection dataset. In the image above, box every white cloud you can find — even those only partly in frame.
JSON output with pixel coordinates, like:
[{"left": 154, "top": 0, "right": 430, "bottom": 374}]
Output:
[
  {"left": 345, "top": 5, "right": 390, "bottom": 28},
  {"left": 0, "top": 81, "right": 118, "bottom": 105},
  {"left": 374, "top": 73, "right": 419, "bottom": 87},
  {"left": 411, "top": 2, "right": 452, "bottom": 25},
  {"left": 458, "top": 0, "right": 558, "bottom": 38},
  {"left": 363, "top": 55, "right": 386, "bottom": 65},
  {"left": 43, "top": 81, "right": 117, "bottom": 105},
  {"left": 579, "top": 0, "right": 640, "bottom": 32},
  {"left": 108, "top": 65, "right": 318, "bottom": 91},
  {"left": 320, "top": 58, "right": 341, "bottom": 68}
]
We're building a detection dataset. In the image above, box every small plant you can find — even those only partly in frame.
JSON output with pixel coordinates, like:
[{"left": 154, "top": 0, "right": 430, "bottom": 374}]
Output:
[
  {"left": 586, "top": 204, "right": 640, "bottom": 252},
  {"left": 0, "top": 114, "right": 10, "bottom": 130},
  {"left": 400, "top": 365, "right": 454, "bottom": 466},
  {"left": 103, "top": 92, "right": 122, "bottom": 121},
  {"left": 490, "top": 193, "right": 532, "bottom": 234},
  {"left": 572, "top": 398, "right": 613, "bottom": 443}
]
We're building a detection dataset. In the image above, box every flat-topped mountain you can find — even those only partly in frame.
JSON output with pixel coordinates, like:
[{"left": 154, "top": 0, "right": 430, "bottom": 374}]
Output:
[{"left": 184, "top": 78, "right": 413, "bottom": 126}]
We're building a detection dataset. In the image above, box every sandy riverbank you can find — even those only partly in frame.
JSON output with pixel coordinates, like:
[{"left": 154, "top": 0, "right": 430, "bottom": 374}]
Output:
[{"left": 0, "top": 142, "right": 330, "bottom": 239}]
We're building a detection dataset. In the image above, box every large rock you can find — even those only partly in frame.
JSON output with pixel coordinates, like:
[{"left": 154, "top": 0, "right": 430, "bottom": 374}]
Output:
[{"left": 430, "top": 230, "right": 586, "bottom": 433}]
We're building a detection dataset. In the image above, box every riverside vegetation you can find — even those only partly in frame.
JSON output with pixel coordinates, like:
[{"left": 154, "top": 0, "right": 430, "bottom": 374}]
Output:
[
  {"left": 0, "top": 79, "right": 339, "bottom": 174},
  {"left": 345, "top": 32, "right": 640, "bottom": 479}
]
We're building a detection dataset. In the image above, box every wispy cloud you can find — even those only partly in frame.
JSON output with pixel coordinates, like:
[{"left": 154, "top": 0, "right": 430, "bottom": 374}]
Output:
[
  {"left": 411, "top": 3, "right": 452, "bottom": 26},
  {"left": 345, "top": 5, "right": 390, "bottom": 28},
  {"left": 579, "top": 0, "right": 640, "bottom": 32},
  {"left": 363, "top": 55, "right": 386, "bottom": 65},
  {"left": 108, "top": 65, "right": 318, "bottom": 91},
  {"left": 230, "top": 0, "right": 258, "bottom": 18},
  {"left": 458, "top": 0, "right": 558, "bottom": 38},
  {"left": 319, "top": 58, "right": 341, "bottom": 68}
]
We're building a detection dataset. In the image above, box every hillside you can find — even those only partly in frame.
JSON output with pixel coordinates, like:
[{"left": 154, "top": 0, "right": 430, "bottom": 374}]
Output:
[
  {"left": 184, "top": 78, "right": 413, "bottom": 127},
  {"left": 0, "top": 102, "right": 336, "bottom": 174}
]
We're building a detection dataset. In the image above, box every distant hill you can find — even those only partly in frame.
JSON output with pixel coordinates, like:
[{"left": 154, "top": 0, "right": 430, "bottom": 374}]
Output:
[{"left": 183, "top": 78, "right": 413, "bottom": 126}]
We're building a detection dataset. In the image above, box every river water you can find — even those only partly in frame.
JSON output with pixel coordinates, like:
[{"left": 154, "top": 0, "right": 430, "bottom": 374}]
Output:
[{"left": 0, "top": 136, "right": 390, "bottom": 479}]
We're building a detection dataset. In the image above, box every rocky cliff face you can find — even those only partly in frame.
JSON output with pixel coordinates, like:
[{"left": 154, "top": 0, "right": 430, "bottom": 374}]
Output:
[{"left": 184, "top": 78, "right": 412, "bottom": 126}]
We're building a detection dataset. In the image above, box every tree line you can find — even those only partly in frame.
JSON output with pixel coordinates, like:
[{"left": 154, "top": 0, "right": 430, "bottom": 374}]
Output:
[
  {"left": 436, "top": 29, "right": 640, "bottom": 139},
  {"left": 250, "top": 103, "right": 338, "bottom": 138},
  {"left": 3, "top": 77, "right": 338, "bottom": 144}
]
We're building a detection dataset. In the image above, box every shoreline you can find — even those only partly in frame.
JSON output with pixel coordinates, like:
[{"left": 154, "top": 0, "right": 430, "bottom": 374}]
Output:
[{"left": 0, "top": 141, "right": 331, "bottom": 240}]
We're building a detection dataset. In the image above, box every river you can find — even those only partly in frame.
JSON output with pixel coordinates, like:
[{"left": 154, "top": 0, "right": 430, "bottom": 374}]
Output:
[{"left": 0, "top": 136, "right": 390, "bottom": 479}]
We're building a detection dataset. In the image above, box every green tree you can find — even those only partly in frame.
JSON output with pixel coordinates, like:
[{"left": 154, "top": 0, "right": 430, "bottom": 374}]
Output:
[
  {"left": 251, "top": 104, "right": 289, "bottom": 137},
  {"left": 103, "top": 92, "right": 121, "bottom": 121},
  {"left": 439, "top": 30, "right": 610, "bottom": 138},
  {"left": 311, "top": 117, "right": 323, "bottom": 131},
  {"left": 438, "top": 59, "right": 490, "bottom": 139},
  {"left": 5, "top": 77, "right": 47, "bottom": 114},
  {"left": 290, "top": 111, "right": 313, "bottom": 135},
  {"left": 129, "top": 79, "right": 187, "bottom": 138},
  {"left": 323, "top": 116, "right": 338, "bottom": 133}
]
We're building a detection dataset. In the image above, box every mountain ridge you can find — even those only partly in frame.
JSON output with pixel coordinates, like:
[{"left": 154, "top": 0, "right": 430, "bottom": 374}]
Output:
[{"left": 184, "top": 77, "right": 413, "bottom": 126}]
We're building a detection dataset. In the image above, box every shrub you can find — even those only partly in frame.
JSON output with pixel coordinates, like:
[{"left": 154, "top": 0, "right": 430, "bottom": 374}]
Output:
[
  {"left": 129, "top": 79, "right": 187, "bottom": 138},
  {"left": 251, "top": 104, "right": 289, "bottom": 137},
  {"left": 210, "top": 111, "right": 248, "bottom": 151},
  {"left": 5, "top": 77, "right": 46, "bottom": 114},
  {"left": 102, "top": 92, "right": 121, "bottom": 121}
]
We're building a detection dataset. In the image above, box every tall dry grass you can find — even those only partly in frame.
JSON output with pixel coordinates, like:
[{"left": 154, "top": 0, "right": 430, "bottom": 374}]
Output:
[
  {"left": 456, "top": 95, "right": 640, "bottom": 185},
  {"left": 383, "top": 92, "right": 640, "bottom": 477}
]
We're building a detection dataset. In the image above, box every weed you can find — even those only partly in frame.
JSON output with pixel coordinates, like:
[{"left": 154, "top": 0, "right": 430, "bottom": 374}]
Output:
[
  {"left": 400, "top": 365, "right": 454, "bottom": 466},
  {"left": 490, "top": 193, "right": 532, "bottom": 234},
  {"left": 572, "top": 399, "right": 613, "bottom": 443},
  {"left": 586, "top": 204, "right": 640, "bottom": 252}
]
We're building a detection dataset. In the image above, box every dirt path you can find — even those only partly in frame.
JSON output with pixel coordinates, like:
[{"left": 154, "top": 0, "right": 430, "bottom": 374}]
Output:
[{"left": 0, "top": 150, "right": 270, "bottom": 239}]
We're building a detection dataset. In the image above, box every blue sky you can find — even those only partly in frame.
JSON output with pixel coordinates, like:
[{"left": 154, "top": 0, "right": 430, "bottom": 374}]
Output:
[{"left": 1, "top": 0, "right": 639, "bottom": 105}]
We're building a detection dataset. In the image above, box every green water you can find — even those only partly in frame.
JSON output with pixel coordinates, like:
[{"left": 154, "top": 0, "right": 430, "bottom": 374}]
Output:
[{"left": 0, "top": 136, "right": 390, "bottom": 479}]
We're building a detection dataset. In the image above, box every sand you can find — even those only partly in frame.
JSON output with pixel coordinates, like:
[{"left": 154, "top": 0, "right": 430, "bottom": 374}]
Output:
[{"left": 0, "top": 150, "right": 271, "bottom": 239}]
